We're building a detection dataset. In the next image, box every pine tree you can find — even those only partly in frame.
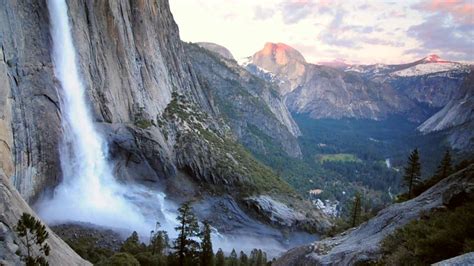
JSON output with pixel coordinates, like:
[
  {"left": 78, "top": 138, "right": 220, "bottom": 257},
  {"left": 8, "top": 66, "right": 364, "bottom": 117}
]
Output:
[
  {"left": 403, "top": 148, "right": 421, "bottom": 199},
  {"left": 350, "top": 192, "right": 362, "bottom": 227},
  {"left": 229, "top": 249, "right": 238, "bottom": 266},
  {"left": 150, "top": 230, "right": 169, "bottom": 256},
  {"left": 239, "top": 251, "right": 249, "bottom": 266},
  {"left": 200, "top": 221, "right": 214, "bottom": 266},
  {"left": 174, "top": 202, "right": 200, "bottom": 266},
  {"left": 256, "top": 249, "right": 265, "bottom": 266},
  {"left": 435, "top": 150, "right": 453, "bottom": 181},
  {"left": 15, "top": 213, "right": 50, "bottom": 266},
  {"left": 121, "top": 231, "right": 144, "bottom": 255},
  {"left": 216, "top": 248, "right": 225, "bottom": 266}
]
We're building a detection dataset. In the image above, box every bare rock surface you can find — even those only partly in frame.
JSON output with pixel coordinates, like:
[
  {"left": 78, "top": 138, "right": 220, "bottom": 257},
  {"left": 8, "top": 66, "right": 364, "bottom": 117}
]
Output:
[
  {"left": 432, "top": 252, "right": 474, "bottom": 266},
  {"left": 0, "top": 172, "right": 90, "bottom": 265},
  {"left": 197, "top": 42, "right": 235, "bottom": 61}
]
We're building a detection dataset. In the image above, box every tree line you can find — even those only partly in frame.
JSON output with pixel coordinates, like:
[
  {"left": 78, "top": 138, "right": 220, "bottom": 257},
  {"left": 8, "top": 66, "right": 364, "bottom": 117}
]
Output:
[{"left": 102, "top": 202, "right": 270, "bottom": 265}]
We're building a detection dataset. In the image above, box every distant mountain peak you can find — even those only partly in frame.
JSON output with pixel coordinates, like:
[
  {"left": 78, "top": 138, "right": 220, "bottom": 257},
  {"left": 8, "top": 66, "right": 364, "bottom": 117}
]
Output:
[
  {"left": 422, "top": 54, "right": 448, "bottom": 63},
  {"left": 318, "top": 58, "right": 350, "bottom": 69},
  {"left": 257, "top": 42, "right": 307, "bottom": 65},
  {"left": 196, "top": 42, "right": 235, "bottom": 61}
]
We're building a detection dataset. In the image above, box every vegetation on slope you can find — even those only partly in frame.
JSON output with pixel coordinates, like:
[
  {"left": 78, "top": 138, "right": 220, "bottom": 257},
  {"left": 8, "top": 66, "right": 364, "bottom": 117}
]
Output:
[
  {"left": 380, "top": 196, "right": 474, "bottom": 264},
  {"left": 162, "top": 92, "right": 294, "bottom": 196}
]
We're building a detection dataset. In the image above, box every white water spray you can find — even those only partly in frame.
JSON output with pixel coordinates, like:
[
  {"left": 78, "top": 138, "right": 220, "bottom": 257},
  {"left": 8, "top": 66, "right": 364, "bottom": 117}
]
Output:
[{"left": 37, "top": 0, "right": 169, "bottom": 234}]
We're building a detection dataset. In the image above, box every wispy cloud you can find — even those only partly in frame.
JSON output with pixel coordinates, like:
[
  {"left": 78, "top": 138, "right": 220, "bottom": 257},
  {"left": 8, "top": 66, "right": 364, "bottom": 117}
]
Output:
[
  {"left": 280, "top": 0, "right": 317, "bottom": 24},
  {"left": 414, "top": 0, "right": 474, "bottom": 24},
  {"left": 408, "top": 0, "right": 474, "bottom": 61},
  {"left": 407, "top": 14, "right": 474, "bottom": 60},
  {"left": 254, "top": 6, "right": 275, "bottom": 20}
]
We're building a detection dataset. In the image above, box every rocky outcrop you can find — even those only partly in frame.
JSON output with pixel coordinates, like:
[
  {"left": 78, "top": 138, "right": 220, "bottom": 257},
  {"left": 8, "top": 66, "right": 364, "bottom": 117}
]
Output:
[
  {"left": 274, "top": 164, "right": 474, "bottom": 265},
  {"left": 251, "top": 43, "right": 307, "bottom": 95},
  {"left": 0, "top": 172, "right": 90, "bottom": 265},
  {"left": 186, "top": 43, "right": 302, "bottom": 158},
  {"left": 433, "top": 252, "right": 474, "bottom": 266},
  {"left": 197, "top": 42, "right": 235, "bottom": 61},
  {"left": 244, "top": 195, "right": 330, "bottom": 232}
]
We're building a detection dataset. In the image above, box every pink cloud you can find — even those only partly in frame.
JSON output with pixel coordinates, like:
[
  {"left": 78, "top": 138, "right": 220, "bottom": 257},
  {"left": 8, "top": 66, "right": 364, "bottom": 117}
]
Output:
[{"left": 417, "top": 0, "right": 474, "bottom": 24}]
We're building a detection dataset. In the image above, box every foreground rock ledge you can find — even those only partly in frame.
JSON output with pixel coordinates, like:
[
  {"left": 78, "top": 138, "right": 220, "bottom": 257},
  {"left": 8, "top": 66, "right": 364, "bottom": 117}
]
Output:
[
  {"left": 274, "top": 164, "right": 474, "bottom": 266},
  {"left": 0, "top": 173, "right": 90, "bottom": 265}
]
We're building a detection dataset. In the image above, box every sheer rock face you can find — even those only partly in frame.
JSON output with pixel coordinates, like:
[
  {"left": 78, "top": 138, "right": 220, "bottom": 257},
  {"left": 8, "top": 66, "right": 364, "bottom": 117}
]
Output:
[
  {"left": 186, "top": 43, "right": 302, "bottom": 158},
  {"left": 418, "top": 68, "right": 474, "bottom": 150},
  {"left": 274, "top": 164, "right": 474, "bottom": 266},
  {"left": 0, "top": 0, "right": 63, "bottom": 203},
  {"left": 0, "top": 172, "right": 90, "bottom": 265}
]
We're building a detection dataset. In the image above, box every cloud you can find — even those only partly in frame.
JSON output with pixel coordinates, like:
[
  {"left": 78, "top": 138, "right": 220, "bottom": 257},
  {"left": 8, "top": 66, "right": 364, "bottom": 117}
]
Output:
[
  {"left": 254, "top": 6, "right": 275, "bottom": 20},
  {"left": 361, "top": 37, "right": 404, "bottom": 47},
  {"left": 280, "top": 0, "right": 317, "bottom": 24},
  {"left": 318, "top": 8, "right": 362, "bottom": 48},
  {"left": 341, "top": 25, "right": 382, "bottom": 34},
  {"left": 407, "top": 13, "right": 474, "bottom": 60},
  {"left": 414, "top": 0, "right": 474, "bottom": 24}
]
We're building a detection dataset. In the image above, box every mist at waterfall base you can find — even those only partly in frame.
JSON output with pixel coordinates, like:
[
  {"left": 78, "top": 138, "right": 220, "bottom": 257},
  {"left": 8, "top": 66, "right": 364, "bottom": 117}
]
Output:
[{"left": 35, "top": 0, "right": 305, "bottom": 257}]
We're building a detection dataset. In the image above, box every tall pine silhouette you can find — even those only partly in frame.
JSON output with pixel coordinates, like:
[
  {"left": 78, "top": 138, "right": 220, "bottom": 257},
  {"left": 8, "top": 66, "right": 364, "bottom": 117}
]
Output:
[
  {"left": 174, "top": 202, "right": 200, "bottom": 266},
  {"left": 403, "top": 148, "right": 421, "bottom": 199},
  {"left": 350, "top": 193, "right": 362, "bottom": 227},
  {"left": 434, "top": 150, "right": 453, "bottom": 181},
  {"left": 199, "top": 221, "right": 213, "bottom": 266}
]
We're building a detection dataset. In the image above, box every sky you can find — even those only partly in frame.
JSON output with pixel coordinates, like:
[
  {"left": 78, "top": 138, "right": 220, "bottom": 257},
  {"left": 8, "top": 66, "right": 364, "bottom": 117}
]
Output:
[{"left": 169, "top": 0, "right": 474, "bottom": 65}]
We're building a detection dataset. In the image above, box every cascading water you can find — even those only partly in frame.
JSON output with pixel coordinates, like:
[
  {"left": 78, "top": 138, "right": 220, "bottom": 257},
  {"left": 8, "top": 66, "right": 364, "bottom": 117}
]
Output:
[{"left": 36, "top": 0, "right": 176, "bottom": 235}]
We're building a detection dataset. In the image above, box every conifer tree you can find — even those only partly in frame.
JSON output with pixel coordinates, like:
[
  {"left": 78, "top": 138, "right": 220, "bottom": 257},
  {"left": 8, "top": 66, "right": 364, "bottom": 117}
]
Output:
[
  {"left": 403, "top": 148, "right": 421, "bottom": 199},
  {"left": 174, "top": 202, "right": 200, "bottom": 266},
  {"left": 15, "top": 213, "right": 50, "bottom": 266},
  {"left": 435, "top": 150, "right": 453, "bottom": 181},
  {"left": 151, "top": 230, "right": 169, "bottom": 256},
  {"left": 239, "top": 251, "right": 249, "bottom": 266},
  {"left": 200, "top": 221, "right": 214, "bottom": 266},
  {"left": 216, "top": 248, "right": 225, "bottom": 266},
  {"left": 350, "top": 192, "right": 362, "bottom": 227},
  {"left": 121, "top": 231, "right": 144, "bottom": 255},
  {"left": 229, "top": 249, "right": 238, "bottom": 266}
]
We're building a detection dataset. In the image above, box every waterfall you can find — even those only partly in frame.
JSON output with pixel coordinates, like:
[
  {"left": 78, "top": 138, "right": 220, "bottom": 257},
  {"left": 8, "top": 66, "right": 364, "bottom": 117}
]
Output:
[
  {"left": 37, "top": 0, "right": 158, "bottom": 234},
  {"left": 35, "top": 0, "right": 294, "bottom": 255}
]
